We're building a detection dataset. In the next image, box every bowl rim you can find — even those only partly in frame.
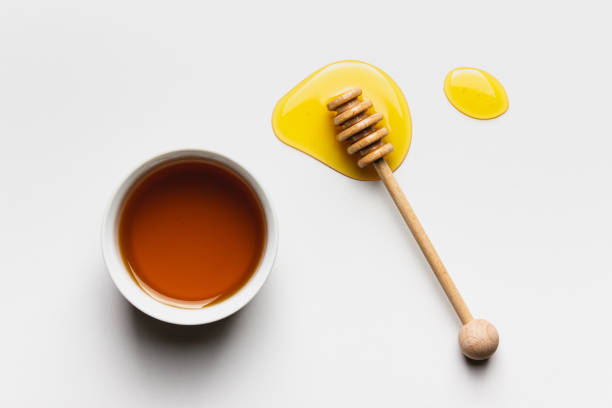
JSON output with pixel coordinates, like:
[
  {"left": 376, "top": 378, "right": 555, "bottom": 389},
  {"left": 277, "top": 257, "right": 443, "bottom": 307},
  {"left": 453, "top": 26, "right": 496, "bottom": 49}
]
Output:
[{"left": 101, "top": 149, "right": 278, "bottom": 325}]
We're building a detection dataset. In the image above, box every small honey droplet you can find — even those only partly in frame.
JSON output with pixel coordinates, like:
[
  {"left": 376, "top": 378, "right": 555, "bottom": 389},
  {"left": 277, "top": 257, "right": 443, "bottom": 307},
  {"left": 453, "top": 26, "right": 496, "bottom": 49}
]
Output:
[{"left": 444, "top": 67, "right": 508, "bottom": 120}]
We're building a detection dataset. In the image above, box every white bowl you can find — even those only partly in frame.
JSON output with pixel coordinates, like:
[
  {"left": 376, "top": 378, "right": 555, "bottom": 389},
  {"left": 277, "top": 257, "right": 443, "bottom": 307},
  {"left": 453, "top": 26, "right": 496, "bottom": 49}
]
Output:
[{"left": 101, "top": 149, "right": 278, "bottom": 325}]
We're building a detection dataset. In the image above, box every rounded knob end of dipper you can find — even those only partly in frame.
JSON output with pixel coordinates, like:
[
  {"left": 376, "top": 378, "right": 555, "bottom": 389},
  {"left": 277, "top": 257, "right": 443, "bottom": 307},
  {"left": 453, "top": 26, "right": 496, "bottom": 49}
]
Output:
[{"left": 458, "top": 319, "right": 499, "bottom": 360}]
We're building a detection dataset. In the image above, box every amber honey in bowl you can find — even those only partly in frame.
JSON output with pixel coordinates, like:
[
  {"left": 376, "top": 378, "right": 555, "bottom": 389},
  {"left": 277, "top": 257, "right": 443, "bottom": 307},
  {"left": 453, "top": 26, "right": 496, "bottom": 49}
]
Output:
[{"left": 118, "top": 159, "right": 266, "bottom": 309}]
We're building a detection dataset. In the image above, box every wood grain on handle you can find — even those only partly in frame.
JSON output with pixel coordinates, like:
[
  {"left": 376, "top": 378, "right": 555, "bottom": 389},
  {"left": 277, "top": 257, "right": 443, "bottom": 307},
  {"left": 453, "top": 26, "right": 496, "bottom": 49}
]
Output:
[{"left": 373, "top": 159, "right": 473, "bottom": 325}]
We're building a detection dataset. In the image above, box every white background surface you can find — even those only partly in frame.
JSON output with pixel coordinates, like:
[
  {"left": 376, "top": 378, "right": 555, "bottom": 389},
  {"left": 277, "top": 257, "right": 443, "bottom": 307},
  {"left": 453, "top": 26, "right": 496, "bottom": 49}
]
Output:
[{"left": 1, "top": 1, "right": 611, "bottom": 406}]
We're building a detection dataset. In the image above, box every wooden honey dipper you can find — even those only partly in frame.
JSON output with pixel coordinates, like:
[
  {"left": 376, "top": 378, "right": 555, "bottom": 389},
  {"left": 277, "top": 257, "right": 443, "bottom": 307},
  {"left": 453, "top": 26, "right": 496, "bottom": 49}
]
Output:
[{"left": 327, "top": 88, "right": 499, "bottom": 360}]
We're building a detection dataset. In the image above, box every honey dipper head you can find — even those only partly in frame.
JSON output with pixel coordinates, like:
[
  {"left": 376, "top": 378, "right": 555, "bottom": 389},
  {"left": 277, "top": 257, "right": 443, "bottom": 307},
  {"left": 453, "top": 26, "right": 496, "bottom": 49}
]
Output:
[
  {"left": 327, "top": 88, "right": 394, "bottom": 169},
  {"left": 458, "top": 319, "right": 499, "bottom": 360}
]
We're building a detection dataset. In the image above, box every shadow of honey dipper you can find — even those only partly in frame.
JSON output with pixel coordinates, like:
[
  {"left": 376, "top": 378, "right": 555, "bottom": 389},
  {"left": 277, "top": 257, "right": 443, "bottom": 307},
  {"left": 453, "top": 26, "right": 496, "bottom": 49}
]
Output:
[{"left": 327, "top": 88, "right": 499, "bottom": 360}]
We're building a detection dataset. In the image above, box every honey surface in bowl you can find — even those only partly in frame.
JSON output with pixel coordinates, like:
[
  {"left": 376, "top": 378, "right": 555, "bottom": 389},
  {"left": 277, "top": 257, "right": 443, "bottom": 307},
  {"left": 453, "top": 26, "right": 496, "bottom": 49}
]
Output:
[
  {"left": 272, "top": 60, "right": 412, "bottom": 181},
  {"left": 119, "top": 160, "right": 266, "bottom": 309},
  {"left": 444, "top": 67, "right": 508, "bottom": 119}
]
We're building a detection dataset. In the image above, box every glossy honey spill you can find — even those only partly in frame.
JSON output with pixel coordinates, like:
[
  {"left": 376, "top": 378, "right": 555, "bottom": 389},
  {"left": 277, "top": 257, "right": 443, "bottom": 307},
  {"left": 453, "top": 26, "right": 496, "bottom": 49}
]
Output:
[
  {"left": 119, "top": 160, "right": 266, "bottom": 309},
  {"left": 272, "top": 60, "right": 412, "bottom": 181},
  {"left": 444, "top": 67, "right": 509, "bottom": 119}
]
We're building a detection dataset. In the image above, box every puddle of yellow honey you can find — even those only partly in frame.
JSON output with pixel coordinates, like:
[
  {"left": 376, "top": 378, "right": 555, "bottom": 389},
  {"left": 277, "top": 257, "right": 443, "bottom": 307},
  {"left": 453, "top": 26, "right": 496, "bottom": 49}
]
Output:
[
  {"left": 272, "top": 60, "right": 412, "bottom": 181},
  {"left": 443, "top": 67, "right": 508, "bottom": 119}
]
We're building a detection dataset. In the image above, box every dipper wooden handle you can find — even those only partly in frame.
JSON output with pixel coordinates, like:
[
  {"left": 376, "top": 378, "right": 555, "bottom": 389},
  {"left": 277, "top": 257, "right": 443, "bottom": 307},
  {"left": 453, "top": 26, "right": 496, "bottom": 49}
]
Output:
[
  {"left": 327, "top": 88, "right": 499, "bottom": 360},
  {"left": 372, "top": 159, "right": 473, "bottom": 323}
]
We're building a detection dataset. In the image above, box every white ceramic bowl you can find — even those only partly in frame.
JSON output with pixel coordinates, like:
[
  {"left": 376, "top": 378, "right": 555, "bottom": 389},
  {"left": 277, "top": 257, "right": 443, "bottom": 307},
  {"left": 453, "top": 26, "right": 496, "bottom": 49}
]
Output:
[{"left": 102, "top": 149, "right": 278, "bottom": 325}]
